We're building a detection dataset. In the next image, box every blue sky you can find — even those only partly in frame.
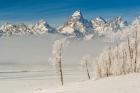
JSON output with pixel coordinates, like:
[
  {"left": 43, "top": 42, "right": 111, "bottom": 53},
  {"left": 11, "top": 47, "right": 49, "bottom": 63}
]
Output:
[{"left": 0, "top": 0, "right": 140, "bottom": 26}]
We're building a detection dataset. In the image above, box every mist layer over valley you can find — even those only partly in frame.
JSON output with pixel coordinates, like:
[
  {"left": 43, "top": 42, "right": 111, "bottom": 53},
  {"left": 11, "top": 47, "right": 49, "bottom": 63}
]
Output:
[{"left": 0, "top": 34, "right": 106, "bottom": 84}]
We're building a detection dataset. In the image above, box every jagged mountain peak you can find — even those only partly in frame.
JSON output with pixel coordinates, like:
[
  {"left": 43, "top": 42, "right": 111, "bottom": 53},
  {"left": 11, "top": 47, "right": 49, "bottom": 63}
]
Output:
[
  {"left": 110, "top": 16, "right": 123, "bottom": 24},
  {"left": 72, "top": 10, "right": 83, "bottom": 17},
  {"left": 132, "top": 16, "right": 140, "bottom": 25},
  {"left": 36, "top": 19, "right": 45, "bottom": 25},
  {"left": 109, "top": 16, "right": 128, "bottom": 28},
  {"left": 1, "top": 22, "right": 14, "bottom": 28},
  {"left": 69, "top": 10, "right": 84, "bottom": 23},
  {"left": 91, "top": 16, "right": 128, "bottom": 35},
  {"left": 35, "top": 19, "right": 50, "bottom": 27},
  {"left": 32, "top": 19, "right": 56, "bottom": 34},
  {"left": 59, "top": 10, "right": 93, "bottom": 36},
  {"left": 0, "top": 11, "right": 133, "bottom": 38},
  {"left": 95, "top": 16, "right": 106, "bottom": 23},
  {"left": 0, "top": 22, "right": 32, "bottom": 36},
  {"left": 91, "top": 16, "right": 107, "bottom": 30}
]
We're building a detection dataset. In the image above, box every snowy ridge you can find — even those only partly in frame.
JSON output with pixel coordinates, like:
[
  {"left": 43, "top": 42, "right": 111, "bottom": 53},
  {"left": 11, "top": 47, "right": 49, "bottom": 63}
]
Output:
[
  {"left": 0, "top": 20, "right": 56, "bottom": 37},
  {"left": 58, "top": 10, "right": 93, "bottom": 37},
  {"left": 91, "top": 16, "right": 128, "bottom": 35},
  {"left": 0, "top": 10, "right": 136, "bottom": 38},
  {"left": 32, "top": 20, "right": 56, "bottom": 34},
  {"left": 0, "top": 23, "right": 32, "bottom": 36}
]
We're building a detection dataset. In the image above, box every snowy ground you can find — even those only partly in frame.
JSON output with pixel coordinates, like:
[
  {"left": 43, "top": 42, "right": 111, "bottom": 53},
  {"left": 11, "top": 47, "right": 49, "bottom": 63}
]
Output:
[
  {"left": 36, "top": 73, "right": 140, "bottom": 93},
  {"left": 0, "top": 73, "right": 139, "bottom": 93}
]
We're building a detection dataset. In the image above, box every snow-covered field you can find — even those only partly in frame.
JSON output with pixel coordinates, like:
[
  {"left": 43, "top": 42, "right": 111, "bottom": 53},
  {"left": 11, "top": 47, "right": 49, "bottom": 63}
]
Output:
[
  {"left": 42, "top": 73, "right": 140, "bottom": 93},
  {"left": 1, "top": 73, "right": 140, "bottom": 93}
]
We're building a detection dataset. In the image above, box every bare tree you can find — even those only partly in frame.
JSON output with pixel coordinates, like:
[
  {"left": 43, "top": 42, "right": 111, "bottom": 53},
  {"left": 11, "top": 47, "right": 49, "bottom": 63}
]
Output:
[
  {"left": 127, "top": 36, "right": 133, "bottom": 72},
  {"left": 49, "top": 39, "right": 66, "bottom": 86},
  {"left": 106, "top": 47, "right": 112, "bottom": 77},
  {"left": 81, "top": 55, "right": 91, "bottom": 80},
  {"left": 134, "top": 27, "right": 138, "bottom": 72},
  {"left": 94, "top": 61, "right": 102, "bottom": 79},
  {"left": 122, "top": 50, "right": 127, "bottom": 74},
  {"left": 93, "top": 17, "right": 140, "bottom": 79}
]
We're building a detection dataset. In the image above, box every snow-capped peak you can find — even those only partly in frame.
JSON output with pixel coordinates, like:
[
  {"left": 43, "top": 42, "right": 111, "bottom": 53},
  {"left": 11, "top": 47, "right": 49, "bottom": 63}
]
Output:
[
  {"left": 36, "top": 20, "right": 46, "bottom": 26},
  {"left": 58, "top": 10, "right": 93, "bottom": 36},
  {"left": 95, "top": 16, "right": 106, "bottom": 23},
  {"left": 0, "top": 22, "right": 32, "bottom": 36},
  {"left": 32, "top": 19, "right": 56, "bottom": 34},
  {"left": 132, "top": 16, "right": 140, "bottom": 25},
  {"left": 91, "top": 16, "right": 128, "bottom": 35},
  {"left": 109, "top": 16, "right": 128, "bottom": 30},
  {"left": 0, "top": 19, "right": 56, "bottom": 37},
  {"left": 69, "top": 10, "right": 84, "bottom": 22},
  {"left": 0, "top": 11, "right": 131, "bottom": 38},
  {"left": 91, "top": 16, "right": 106, "bottom": 27},
  {"left": 72, "top": 10, "right": 82, "bottom": 17},
  {"left": 111, "top": 16, "right": 123, "bottom": 25}
]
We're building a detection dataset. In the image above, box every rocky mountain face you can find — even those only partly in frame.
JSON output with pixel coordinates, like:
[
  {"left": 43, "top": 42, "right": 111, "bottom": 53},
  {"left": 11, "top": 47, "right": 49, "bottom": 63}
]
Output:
[
  {"left": 0, "top": 10, "right": 130, "bottom": 38},
  {"left": 132, "top": 16, "right": 140, "bottom": 26},
  {"left": 0, "top": 20, "right": 56, "bottom": 36},
  {"left": 58, "top": 10, "right": 93, "bottom": 37},
  {"left": 32, "top": 20, "right": 56, "bottom": 34},
  {"left": 91, "top": 16, "right": 128, "bottom": 35},
  {"left": 0, "top": 23, "right": 32, "bottom": 36}
]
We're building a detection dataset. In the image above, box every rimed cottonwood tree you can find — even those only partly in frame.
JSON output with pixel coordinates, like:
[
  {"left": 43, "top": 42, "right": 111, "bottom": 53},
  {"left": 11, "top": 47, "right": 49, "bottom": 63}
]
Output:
[
  {"left": 81, "top": 55, "right": 91, "bottom": 80},
  {"left": 49, "top": 39, "right": 66, "bottom": 86},
  {"left": 94, "top": 19, "right": 140, "bottom": 79}
]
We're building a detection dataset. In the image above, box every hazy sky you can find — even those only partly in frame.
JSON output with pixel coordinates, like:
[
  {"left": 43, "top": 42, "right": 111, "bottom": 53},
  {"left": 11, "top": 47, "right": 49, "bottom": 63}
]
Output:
[{"left": 0, "top": 0, "right": 140, "bottom": 25}]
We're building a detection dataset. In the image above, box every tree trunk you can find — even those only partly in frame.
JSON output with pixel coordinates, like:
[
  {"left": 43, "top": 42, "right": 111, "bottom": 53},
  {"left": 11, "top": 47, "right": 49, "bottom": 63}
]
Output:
[
  {"left": 59, "top": 43, "right": 64, "bottom": 86},
  {"left": 134, "top": 28, "right": 138, "bottom": 72},
  {"left": 85, "top": 61, "right": 91, "bottom": 80}
]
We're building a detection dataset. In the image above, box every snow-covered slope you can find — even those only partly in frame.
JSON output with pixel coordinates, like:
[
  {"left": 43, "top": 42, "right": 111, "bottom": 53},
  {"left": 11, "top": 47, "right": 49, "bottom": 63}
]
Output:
[
  {"left": 132, "top": 16, "right": 140, "bottom": 26},
  {"left": 0, "top": 23, "right": 32, "bottom": 36},
  {"left": 0, "top": 10, "right": 134, "bottom": 38},
  {"left": 91, "top": 16, "right": 128, "bottom": 35},
  {"left": 91, "top": 16, "right": 108, "bottom": 34},
  {"left": 32, "top": 20, "right": 56, "bottom": 34},
  {"left": 109, "top": 16, "right": 128, "bottom": 31},
  {"left": 0, "top": 20, "right": 56, "bottom": 37},
  {"left": 58, "top": 10, "right": 93, "bottom": 37},
  {"left": 37, "top": 73, "right": 140, "bottom": 93}
]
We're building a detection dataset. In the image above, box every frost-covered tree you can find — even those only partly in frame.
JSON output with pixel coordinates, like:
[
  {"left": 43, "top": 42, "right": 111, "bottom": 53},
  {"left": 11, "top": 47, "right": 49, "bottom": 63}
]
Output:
[
  {"left": 134, "top": 26, "right": 138, "bottom": 72},
  {"left": 94, "top": 19, "right": 140, "bottom": 79},
  {"left": 81, "top": 55, "right": 91, "bottom": 80},
  {"left": 49, "top": 38, "right": 66, "bottom": 86}
]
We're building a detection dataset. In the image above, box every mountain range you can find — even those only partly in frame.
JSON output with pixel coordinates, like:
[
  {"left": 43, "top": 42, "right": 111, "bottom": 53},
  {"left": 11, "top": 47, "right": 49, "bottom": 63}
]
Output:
[{"left": 0, "top": 10, "right": 132, "bottom": 38}]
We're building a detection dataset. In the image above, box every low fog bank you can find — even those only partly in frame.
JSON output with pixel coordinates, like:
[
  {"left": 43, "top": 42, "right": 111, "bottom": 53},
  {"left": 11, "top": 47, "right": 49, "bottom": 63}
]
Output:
[{"left": 0, "top": 34, "right": 106, "bottom": 70}]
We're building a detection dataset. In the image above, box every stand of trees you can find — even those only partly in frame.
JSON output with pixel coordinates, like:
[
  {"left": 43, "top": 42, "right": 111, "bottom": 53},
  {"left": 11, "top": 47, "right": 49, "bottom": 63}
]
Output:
[{"left": 94, "top": 24, "right": 140, "bottom": 79}]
